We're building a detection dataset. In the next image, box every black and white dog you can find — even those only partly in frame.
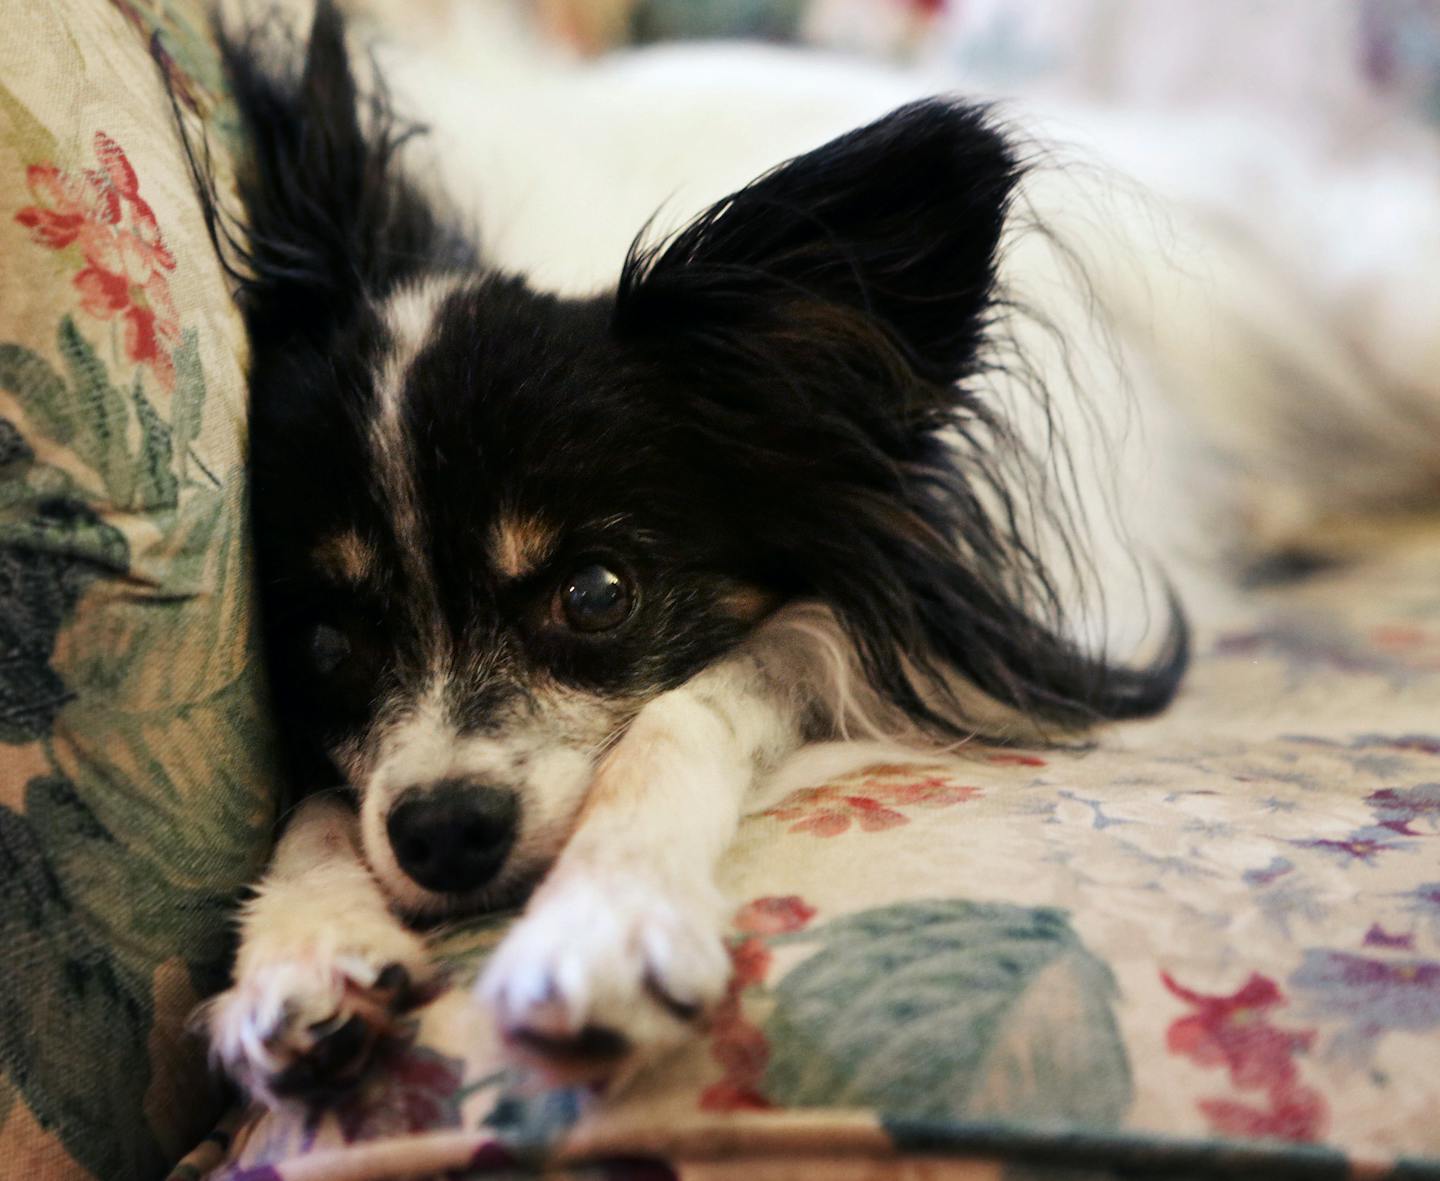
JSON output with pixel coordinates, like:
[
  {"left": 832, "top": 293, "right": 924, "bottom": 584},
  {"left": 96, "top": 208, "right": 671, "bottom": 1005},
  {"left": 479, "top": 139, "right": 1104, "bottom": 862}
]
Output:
[{"left": 199, "top": 0, "right": 1440, "bottom": 1101}]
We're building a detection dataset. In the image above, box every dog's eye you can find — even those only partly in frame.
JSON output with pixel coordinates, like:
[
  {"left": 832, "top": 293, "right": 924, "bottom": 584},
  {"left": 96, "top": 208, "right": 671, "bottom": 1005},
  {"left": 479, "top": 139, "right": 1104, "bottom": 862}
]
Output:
[
  {"left": 309, "top": 623, "right": 353, "bottom": 676},
  {"left": 557, "top": 563, "right": 633, "bottom": 632}
]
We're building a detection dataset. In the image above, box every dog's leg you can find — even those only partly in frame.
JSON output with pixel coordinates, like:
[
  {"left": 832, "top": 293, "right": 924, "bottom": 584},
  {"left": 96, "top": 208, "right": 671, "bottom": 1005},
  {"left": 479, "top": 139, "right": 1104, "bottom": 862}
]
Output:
[
  {"left": 205, "top": 794, "right": 433, "bottom": 1103},
  {"left": 480, "top": 640, "right": 813, "bottom": 1085}
]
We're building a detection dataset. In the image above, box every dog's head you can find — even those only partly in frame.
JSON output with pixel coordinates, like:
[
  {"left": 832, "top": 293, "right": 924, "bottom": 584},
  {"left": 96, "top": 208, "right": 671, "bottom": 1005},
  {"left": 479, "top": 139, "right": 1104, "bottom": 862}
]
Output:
[{"left": 217, "top": 2, "right": 1180, "bottom": 914}]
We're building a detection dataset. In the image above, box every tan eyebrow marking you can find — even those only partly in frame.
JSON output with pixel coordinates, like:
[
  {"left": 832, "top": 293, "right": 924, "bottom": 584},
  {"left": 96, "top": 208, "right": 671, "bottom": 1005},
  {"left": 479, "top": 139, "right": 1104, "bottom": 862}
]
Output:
[
  {"left": 716, "top": 583, "right": 781, "bottom": 623},
  {"left": 489, "top": 512, "right": 559, "bottom": 580},
  {"left": 312, "top": 531, "right": 378, "bottom": 584}
]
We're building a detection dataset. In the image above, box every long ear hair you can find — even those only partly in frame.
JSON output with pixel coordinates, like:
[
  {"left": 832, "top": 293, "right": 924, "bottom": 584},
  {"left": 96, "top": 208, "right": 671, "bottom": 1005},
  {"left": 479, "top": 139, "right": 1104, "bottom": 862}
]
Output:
[
  {"left": 182, "top": 0, "right": 476, "bottom": 349},
  {"left": 615, "top": 99, "right": 1187, "bottom": 737},
  {"left": 163, "top": 1, "right": 482, "bottom": 789}
]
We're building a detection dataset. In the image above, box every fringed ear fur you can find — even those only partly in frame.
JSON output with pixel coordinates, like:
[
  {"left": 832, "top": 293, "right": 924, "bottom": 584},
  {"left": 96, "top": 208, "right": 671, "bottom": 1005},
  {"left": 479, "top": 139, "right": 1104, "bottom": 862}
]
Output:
[
  {"left": 207, "top": 0, "right": 477, "bottom": 347},
  {"left": 614, "top": 100, "right": 1187, "bottom": 736}
]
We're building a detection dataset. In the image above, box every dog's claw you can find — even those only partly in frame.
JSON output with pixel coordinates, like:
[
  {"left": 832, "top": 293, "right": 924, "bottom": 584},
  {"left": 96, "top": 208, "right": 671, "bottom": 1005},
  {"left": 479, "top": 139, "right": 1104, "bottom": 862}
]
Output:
[
  {"left": 271, "top": 1013, "right": 372, "bottom": 1097},
  {"left": 507, "top": 1024, "right": 632, "bottom": 1073},
  {"left": 643, "top": 967, "right": 705, "bottom": 1024},
  {"left": 373, "top": 962, "right": 412, "bottom": 998},
  {"left": 207, "top": 947, "right": 431, "bottom": 1104},
  {"left": 480, "top": 872, "right": 730, "bottom": 1088}
]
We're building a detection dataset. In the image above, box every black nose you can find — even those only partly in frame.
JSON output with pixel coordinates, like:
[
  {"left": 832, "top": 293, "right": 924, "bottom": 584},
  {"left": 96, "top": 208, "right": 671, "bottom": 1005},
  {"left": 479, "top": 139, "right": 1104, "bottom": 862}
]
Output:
[{"left": 386, "top": 781, "right": 518, "bottom": 893}]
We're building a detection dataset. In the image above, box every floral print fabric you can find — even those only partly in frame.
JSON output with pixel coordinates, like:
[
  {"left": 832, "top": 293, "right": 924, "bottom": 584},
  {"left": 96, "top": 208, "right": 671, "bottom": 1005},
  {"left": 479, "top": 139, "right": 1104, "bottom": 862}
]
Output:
[
  {"left": 0, "top": 1, "right": 276, "bottom": 1178},
  {"left": 205, "top": 526, "right": 1440, "bottom": 1179},
  {"left": 7, "top": 2, "right": 1440, "bottom": 1180},
  {"left": 16, "top": 131, "right": 183, "bottom": 390}
]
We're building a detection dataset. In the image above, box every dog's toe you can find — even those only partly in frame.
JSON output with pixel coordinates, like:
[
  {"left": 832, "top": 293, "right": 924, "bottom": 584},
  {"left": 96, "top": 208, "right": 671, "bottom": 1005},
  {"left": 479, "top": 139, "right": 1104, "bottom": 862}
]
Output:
[
  {"left": 271, "top": 1012, "right": 373, "bottom": 1097},
  {"left": 480, "top": 872, "right": 729, "bottom": 1088},
  {"left": 506, "top": 1023, "right": 633, "bottom": 1083},
  {"left": 207, "top": 950, "right": 431, "bottom": 1104}
]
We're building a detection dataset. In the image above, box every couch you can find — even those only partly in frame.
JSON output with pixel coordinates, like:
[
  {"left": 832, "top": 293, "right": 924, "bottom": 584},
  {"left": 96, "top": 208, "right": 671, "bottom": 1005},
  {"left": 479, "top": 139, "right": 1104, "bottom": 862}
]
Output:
[{"left": 3, "top": 3, "right": 1439, "bottom": 1179}]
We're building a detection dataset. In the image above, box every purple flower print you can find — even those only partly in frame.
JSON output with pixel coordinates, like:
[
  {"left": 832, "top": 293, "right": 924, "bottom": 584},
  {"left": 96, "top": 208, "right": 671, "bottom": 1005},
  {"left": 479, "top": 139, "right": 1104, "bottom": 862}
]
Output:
[
  {"left": 1293, "top": 829, "right": 1406, "bottom": 864},
  {"left": 1289, "top": 949, "right": 1440, "bottom": 1065},
  {"left": 1401, "top": 881, "right": 1440, "bottom": 940},
  {"left": 1366, "top": 782, "right": 1440, "bottom": 835},
  {"left": 1353, "top": 734, "right": 1440, "bottom": 756},
  {"left": 325, "top": 1042, "right": 467, "bottom": 1142},
  {"left": 1243, "top": 857, "right": 1293, "bottom": 888},
  {"left": 1363, "top": 924, "right": 1415, "bottom": 950}
]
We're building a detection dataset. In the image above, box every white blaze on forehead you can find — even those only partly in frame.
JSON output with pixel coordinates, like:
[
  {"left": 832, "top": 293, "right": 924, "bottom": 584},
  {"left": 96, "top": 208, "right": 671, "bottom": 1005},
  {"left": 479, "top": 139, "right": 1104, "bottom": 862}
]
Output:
[
  {"left": 369, "top": 276, "right": 468, "bottom": 626},
  {"left": 378, "top": 276, "right": 467, "bottom": 396},
  {"left": 489, "top": 511, "right": 558, "bottom": 580}
]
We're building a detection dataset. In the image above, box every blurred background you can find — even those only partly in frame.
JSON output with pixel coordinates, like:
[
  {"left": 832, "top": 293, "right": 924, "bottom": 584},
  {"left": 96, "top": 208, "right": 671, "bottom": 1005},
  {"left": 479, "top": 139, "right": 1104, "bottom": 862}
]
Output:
[
  {"left": 350, "top": 0, "right": 1440, "bottom": 460},
  {"left": 522, "top": 0, "right": 1440, "bottom": 141}
]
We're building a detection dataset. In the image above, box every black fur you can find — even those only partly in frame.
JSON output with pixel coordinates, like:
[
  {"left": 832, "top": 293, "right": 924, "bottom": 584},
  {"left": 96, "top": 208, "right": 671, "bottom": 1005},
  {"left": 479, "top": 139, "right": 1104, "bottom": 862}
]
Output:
[
  {"left": 192, "top": 0, "right": 1187, "bottom": 787},
  {"left": 214, "top": 0, "right": 478, "bottom": 345},
  {"left": 612, "top": 104, "right": 1187, "bottom": 731}
]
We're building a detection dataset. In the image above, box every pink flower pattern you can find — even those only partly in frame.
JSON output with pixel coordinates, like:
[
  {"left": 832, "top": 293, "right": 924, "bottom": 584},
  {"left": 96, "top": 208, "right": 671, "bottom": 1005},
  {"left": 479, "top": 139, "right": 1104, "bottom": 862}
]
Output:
[
  {"left": 699, "top": 896, "right": 816, "bottom": 1112},
  {"left": 1162, "top": 971, "right": 1328, "bottom": 1143},
  {"left": 15, "top": 131, "right": 181, "bottom": 389},
  {"left": 764, "top": 763, "right": 982, "bottom": 837}
]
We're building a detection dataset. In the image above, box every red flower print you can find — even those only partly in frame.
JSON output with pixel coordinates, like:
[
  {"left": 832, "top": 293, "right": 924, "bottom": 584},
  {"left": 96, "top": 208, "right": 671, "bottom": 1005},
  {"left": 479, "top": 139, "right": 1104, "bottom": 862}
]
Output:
[
  {"left": 697, "top": 1079, "right": 772, "bottom": 1112},
  {"left": 986, "top": 752, "right": 1047, "bottom": 767},
  {"left": 700, "top": 983, "right": 775, "bottom": 1113},
  {"left": 16, "top": 165, "right": 108, "bottom": 248},
  {"left": 764, "top": 764, "right": 980, "bottom": 837},
  {"left": 710, "top": 1013, "right": 770, "bottom": 1080},
  {"left": 734, "top": 895, "right": 816, "bottom": 936},
  {"left": 1370, "top": 625, "right": 1428, "bottom": 650},
  {"left": 728, "top": 935, "right": 773, "bottom": 989},
  {"left": 700, "top": 896, "right": 818, "bottom": 1112},
  {"left": 1197, "top": 1088, "right": 1329, "bottom": 1144},
  {"left": 15, "top": 131, "right": 180, "bottom": 388},
  {"left": 1162, "top": 971, "right": 1328, "bottom": 1142}
]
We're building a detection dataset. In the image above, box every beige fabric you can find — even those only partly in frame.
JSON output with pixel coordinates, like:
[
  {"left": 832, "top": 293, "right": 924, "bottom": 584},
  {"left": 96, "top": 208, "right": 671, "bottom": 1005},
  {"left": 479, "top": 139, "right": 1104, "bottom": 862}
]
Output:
[
  {"left": 0, "top": 2, "right": 277, "bottom": 1178},
  {"left": 208, "top": 525, "right": 1440, "bottom": 1178}
]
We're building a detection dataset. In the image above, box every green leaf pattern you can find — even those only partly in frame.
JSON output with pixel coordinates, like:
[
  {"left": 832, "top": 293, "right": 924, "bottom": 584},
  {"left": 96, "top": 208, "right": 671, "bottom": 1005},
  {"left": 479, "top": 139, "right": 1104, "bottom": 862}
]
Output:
[
  {"left": 761, "top": 900, "right": 1132, "bottom": 1126},
  {"left": 0, "top": 306, "right": 276, "bottom": 1181},
  {"left": 0, "top": 7, "right": 278, "bottom": 1172}
]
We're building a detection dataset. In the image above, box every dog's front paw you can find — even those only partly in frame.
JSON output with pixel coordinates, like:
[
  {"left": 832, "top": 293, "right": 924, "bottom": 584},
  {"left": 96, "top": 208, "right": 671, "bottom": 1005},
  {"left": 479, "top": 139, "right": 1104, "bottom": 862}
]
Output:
[
  {"left": 480, "top": 872, "right": 730, "bottom": 1087},
  {"left": 205, "top": 922, "right": 433, "bottom": 1104}
]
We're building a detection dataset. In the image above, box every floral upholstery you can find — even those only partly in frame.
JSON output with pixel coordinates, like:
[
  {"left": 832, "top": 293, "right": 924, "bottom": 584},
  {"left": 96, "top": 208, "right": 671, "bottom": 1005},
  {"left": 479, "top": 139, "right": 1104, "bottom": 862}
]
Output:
[
  {"left": 0, "top": 1, "right": 275, "bottom": 1178},
  {"left": 200, "top": 525, "right": 1440, "bottom": 1179},
  {"left": 6, "top": 3, "right": 1440, "bottom": 1181}
]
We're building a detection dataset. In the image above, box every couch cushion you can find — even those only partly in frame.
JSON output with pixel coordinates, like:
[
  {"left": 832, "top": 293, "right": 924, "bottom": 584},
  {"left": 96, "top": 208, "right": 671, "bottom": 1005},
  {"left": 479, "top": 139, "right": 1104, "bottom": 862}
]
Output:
[
  {"left": 0, "top": 2, "right": 278, "bottom": 1177},
  {"left": 204, "top": 527, "right": 1440, "bottom": 1179}
]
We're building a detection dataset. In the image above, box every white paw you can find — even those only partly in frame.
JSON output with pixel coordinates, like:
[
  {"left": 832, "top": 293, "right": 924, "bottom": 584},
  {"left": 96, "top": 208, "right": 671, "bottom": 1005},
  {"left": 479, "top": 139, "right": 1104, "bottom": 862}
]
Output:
[
  {"left": 479, "top": 872, "right": 731, "bottom": 1086},
  {"left": 204, "top": 917, "right": 432, "bottom": 1104}
]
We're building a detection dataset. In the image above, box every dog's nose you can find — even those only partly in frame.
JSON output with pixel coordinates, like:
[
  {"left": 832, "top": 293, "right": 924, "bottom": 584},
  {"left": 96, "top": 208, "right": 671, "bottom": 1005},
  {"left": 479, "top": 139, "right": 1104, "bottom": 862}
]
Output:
[{"left": 386, "top": 781, "right": 518, "bottom": 893}]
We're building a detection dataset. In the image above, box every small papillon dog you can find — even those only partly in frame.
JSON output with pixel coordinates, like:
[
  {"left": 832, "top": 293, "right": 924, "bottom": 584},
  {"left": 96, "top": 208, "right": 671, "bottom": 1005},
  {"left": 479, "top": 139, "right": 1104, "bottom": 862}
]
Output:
[{"left": 197, "top": 0, "right": 1440, "bottom": 1101}]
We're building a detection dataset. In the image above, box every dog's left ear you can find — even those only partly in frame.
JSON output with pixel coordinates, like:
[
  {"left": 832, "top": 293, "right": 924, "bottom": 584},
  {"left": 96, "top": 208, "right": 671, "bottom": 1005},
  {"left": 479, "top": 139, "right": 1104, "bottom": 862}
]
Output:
[
  {"left": 613, "top": 99, "right": 1018, "bottom": 391},
  {"left": 613, "top": 103, "right": 1189, "bottom": 736}
]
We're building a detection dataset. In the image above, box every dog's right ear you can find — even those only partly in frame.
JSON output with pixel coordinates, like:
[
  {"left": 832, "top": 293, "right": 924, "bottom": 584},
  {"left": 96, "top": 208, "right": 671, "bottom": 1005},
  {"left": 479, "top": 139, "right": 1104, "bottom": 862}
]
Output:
[{"left": 208, "top": 0, "right": 474, "bottom": 345}]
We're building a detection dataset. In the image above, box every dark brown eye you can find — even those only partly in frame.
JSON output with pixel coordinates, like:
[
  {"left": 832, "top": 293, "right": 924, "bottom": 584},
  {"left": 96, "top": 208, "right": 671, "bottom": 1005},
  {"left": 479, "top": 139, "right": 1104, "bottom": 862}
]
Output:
[{"left": 557, "top": 563, "right": 633, "bottom": 632}]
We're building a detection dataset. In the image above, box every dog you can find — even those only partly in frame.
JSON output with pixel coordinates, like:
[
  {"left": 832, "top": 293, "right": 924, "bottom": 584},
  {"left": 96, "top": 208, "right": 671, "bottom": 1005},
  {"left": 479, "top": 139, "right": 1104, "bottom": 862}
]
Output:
[{"left": 193, "top": 0, "right": 1440, "bottom": 1102}]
